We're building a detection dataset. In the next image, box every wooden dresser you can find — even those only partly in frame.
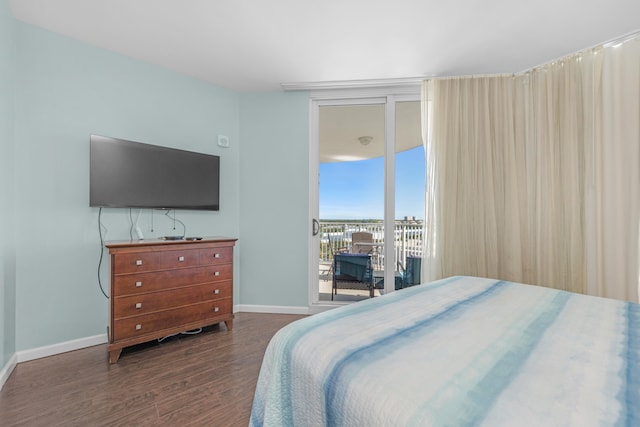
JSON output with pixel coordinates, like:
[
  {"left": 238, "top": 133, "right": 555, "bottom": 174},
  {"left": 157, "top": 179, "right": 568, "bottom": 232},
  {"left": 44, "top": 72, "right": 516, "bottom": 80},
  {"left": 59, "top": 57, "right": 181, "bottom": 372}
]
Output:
[{"left": 105, "top": 237, "right": 237, "bottom": 363}]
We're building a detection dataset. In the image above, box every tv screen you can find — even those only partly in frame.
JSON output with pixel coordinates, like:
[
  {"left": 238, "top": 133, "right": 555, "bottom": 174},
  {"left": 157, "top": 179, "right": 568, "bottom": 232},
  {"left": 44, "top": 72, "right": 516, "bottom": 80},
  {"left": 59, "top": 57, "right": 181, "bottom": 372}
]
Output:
[{"left": 90, "top": 135, "right": 220, "bottom": 211}]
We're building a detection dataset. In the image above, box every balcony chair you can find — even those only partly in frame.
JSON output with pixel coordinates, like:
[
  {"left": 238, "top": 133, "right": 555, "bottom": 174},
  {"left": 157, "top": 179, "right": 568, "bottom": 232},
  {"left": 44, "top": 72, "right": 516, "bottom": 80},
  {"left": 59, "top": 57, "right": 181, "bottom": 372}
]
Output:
[
  {"left": 332, "top": 253, "right": 374, "bottom": 300},
  {"left": 375, "top": 256, "right": 422, "bottom": 291},
  {"left": 404, "top": 255, "right": 422, "bottom": 287},
  {"left": 351, "top": 232, "right": 374, "bottom": 254}
]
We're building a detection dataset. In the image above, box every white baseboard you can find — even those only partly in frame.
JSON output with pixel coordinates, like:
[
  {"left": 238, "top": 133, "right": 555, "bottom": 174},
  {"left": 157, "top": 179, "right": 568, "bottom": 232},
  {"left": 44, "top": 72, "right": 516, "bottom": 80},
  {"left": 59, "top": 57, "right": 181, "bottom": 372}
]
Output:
[
  {"left": 235, "top": 304, "right": 313, "bottom": 315},
  {"left": 16, "top": 333, "right": 108, "bottom": 363},
  {"left": 235, "top": 303, "right": 339, "bottom": 315},
  {"left": 0, "top": 353, "right": 17, "bottom": 390}
]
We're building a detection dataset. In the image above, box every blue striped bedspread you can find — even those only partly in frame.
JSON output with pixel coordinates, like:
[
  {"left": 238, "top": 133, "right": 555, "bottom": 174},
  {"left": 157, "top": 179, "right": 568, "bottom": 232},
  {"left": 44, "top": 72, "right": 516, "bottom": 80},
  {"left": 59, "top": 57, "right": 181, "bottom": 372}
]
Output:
[{"left": 250, "top": 276, "right": 640, "bottom": 427}]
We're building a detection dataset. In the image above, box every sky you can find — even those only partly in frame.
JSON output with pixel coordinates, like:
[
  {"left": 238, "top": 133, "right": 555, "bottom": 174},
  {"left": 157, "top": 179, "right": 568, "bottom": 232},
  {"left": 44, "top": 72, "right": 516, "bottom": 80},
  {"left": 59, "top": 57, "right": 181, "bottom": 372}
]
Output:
[{"left": 320, "top": 146, "right": 425, "bottom": 220}]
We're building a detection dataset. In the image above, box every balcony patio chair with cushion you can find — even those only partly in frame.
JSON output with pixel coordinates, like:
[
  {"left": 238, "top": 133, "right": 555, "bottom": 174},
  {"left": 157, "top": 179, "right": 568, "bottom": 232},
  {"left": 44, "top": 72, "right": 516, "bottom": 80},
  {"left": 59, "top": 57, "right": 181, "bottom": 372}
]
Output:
[
  {"left": 332, "top": 253, "right": 374, "bottom": 300},
  {"left": 404, "top": 255, "right": 422, "bottom": 287},
  {"left": 390, "top": 256, "right": 422, "bottom": 290}
]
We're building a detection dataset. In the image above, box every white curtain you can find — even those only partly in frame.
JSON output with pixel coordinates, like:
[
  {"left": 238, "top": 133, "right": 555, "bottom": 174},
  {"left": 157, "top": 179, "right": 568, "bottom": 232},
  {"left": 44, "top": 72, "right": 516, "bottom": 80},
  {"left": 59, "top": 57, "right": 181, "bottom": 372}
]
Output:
[
  {"left": 586, "top": 37, "right": 640, "bottom": 301},
  {"left": 422, "top": 34, "right": 640, "bottom": 301}
]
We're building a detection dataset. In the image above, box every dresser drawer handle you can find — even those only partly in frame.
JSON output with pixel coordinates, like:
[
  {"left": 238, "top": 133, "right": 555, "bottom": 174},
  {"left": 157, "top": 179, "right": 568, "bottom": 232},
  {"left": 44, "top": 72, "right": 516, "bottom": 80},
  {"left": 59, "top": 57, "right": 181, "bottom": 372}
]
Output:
[
  {"left": 213, "top": 306, "right": 219, "bottom": 313},
  {"left": 136, "top": 260, "right": 143, "bottom": 266},
  {"left": 135, "top": 281, "right": 142, "bottom": 287},
  {"left": 179, "top": 256, "right": 185, "bottom": 262},
  {"left": 214, "top": 271, "right": 220, "bottom": 276},
  {"left": 135, "top": 303, "right": 142, "bottom": 309},
  {"left": 213, "top": 253, "right": 221, "bottom": 259},
  {"left": 135, "top": 324, "right": 142, "bottom": 330},
  {"left": 213, "top": 289, "right": 220, "bottom": 295}
]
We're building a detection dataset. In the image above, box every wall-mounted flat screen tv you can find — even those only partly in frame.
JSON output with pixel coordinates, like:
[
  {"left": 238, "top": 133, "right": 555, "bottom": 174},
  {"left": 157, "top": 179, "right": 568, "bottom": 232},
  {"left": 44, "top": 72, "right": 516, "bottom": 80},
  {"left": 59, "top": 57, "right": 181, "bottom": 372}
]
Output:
[{"left": 90, "top": 135, "right": 220, "bottom": 211}]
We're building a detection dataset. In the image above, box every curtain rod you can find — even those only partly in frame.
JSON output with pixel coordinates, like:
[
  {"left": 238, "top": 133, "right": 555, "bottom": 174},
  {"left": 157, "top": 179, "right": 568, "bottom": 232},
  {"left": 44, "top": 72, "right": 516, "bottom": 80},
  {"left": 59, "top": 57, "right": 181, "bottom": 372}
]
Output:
[
  {"left": 422, "top": 29, "right": 640, "bottom": 83},
  {"left": 520, "top": 28, "right": 640, "bottom": 74},
  {"left": 427, "top": 29, "right": 640, "bottom": 82},
  {"left": 601, "top": 29, "right": 640, "bottom": 48}
]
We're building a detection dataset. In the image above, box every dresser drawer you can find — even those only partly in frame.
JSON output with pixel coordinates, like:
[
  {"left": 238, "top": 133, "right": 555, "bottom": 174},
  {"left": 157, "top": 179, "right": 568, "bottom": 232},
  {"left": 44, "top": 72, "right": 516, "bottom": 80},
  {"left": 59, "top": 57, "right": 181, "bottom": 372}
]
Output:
[
  {"left": 113, "top": 249, "right": 200, "bottom": 273},
  {"left": 113, "top": 264, "right": 233, "bottom": 296},
  {"left": 113, "top": 281, "right": 232, "bottom": 319},
  {"left": 112, "top": 298, "right": 232, "bottom": 341},
  {"left": 199, "top": 246, "right": 233, "bottom": 265}
]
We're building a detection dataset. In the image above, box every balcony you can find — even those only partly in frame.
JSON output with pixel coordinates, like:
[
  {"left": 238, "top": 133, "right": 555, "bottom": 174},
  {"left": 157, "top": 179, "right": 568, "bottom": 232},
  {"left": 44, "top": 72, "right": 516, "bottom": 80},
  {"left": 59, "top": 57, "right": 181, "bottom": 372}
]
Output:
[{"left": 318, "top": 220, "right": 423, "bottom": 301}]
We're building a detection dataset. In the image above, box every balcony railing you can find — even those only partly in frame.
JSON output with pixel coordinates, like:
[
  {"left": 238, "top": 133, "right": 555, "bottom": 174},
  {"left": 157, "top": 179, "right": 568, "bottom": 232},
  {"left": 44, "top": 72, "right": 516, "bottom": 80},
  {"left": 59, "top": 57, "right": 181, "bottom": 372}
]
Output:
[{"left": 319, "top": 220, "right": 423, "bottom": 271}]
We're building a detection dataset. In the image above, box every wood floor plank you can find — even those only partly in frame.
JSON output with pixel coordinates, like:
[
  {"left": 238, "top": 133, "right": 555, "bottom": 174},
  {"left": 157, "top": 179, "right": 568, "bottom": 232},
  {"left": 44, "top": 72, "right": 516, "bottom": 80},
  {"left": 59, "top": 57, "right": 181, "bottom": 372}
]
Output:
[{"left": 0, "top": 312, "right": 305, "bottom": 426}]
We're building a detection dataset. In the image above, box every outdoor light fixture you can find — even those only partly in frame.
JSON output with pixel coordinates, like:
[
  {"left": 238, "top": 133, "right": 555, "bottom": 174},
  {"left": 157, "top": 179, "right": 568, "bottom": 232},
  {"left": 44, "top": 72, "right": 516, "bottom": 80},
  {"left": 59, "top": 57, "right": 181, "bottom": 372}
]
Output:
[{"left": 358, "top": 136, "right": 373, "bottom": 146}]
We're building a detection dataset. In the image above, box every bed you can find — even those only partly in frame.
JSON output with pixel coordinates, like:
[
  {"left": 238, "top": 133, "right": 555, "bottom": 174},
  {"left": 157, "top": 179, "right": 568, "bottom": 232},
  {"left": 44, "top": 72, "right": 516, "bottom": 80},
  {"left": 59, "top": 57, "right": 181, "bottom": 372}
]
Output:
[{"left": 250, "top": 276, "right": 639, "bottom": 426}]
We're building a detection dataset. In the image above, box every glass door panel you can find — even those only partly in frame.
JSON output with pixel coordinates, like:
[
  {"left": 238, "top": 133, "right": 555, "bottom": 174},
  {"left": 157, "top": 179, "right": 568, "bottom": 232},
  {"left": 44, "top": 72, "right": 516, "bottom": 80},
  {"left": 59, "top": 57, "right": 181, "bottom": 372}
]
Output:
[
  {"left": 318, "top": 103, "right": 385, "bottom": 302},
  {"left": 394, "top": 101, "right": 425, "bottom": 289}
]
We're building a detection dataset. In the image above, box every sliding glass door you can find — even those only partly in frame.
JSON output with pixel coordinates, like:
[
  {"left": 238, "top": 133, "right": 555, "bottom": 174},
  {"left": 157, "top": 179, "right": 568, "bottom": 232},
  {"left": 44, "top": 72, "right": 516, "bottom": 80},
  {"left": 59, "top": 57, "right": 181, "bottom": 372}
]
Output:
[{"left": 310, "top": 88, "right": 422, "bottom": 305}]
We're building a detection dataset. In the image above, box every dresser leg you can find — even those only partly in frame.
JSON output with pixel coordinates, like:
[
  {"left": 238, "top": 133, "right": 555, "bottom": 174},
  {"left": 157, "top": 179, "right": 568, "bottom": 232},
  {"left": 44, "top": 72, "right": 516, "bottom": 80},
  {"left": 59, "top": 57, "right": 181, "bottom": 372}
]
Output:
[
  {"left": 224, "top": 319, "right": 233, "bottom": 331},
  {"left": 109, "top": 348, "right": 122, "bottom": 364}
]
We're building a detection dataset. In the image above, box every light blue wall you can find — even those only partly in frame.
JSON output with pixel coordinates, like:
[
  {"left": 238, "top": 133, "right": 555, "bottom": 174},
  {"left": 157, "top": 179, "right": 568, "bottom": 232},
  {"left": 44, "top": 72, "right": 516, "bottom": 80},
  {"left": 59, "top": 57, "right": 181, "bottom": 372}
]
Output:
[
  {"left": 13, "top": 22, "right": 241, "bottom": 351},
  {"left": 0, "top": 0, "right": 17, "bottom": 367},
  {"left": 2, "top": 8, "right": 312, "bottom": 358},
  {"left": 239, "top": 92, "right": 310, "bottom": 307}
]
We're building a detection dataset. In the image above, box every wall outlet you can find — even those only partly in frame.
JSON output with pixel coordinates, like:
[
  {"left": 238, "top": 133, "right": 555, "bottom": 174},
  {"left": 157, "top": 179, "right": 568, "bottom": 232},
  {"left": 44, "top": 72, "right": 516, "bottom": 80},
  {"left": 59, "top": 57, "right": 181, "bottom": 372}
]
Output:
[{"left": 217, "top": 135, "right": 229, "bottom": 148}]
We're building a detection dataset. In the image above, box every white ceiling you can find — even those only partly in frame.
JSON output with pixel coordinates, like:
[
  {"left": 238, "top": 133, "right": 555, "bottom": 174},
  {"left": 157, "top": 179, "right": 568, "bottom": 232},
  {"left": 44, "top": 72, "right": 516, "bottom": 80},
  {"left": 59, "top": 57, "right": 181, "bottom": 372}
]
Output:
[{"left": 8, "top": 0, "right": 640, "bottom": 92}]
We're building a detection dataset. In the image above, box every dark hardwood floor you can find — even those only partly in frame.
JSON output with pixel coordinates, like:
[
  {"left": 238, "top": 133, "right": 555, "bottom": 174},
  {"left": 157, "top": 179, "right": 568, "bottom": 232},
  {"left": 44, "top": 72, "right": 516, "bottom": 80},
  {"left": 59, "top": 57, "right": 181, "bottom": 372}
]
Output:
[{"left": 0, "top": 312, "right": 306, "bottom": 426}]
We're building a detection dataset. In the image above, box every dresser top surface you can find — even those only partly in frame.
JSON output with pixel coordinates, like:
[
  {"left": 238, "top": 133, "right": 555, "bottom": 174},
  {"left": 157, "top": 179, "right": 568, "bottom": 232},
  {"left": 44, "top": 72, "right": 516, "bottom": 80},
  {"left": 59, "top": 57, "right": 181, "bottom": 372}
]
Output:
[{"left": 105, "top": 236, "right": 237, "bottom": 250}]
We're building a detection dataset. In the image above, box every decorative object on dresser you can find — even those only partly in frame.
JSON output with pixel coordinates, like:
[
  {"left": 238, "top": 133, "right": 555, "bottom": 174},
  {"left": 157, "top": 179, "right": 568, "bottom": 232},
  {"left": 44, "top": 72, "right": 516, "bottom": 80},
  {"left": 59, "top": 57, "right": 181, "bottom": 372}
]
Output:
[{"left": 105, "top": 237, "right": 237, "bottom": 363}]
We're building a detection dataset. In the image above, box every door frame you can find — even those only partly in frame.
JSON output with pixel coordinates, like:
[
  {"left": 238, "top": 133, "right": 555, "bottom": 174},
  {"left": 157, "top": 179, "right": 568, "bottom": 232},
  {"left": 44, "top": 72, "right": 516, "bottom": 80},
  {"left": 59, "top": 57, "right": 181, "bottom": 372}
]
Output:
[{"left": 307, "top": 85, "right": 421, "bottom": 308}]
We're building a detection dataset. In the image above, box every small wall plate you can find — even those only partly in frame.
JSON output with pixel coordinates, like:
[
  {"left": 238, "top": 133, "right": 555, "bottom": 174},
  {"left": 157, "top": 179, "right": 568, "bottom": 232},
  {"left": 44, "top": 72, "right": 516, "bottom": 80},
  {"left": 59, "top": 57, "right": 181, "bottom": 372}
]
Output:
[{"left": 217, "top": 135, "right": 229, "bottom": 148}]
